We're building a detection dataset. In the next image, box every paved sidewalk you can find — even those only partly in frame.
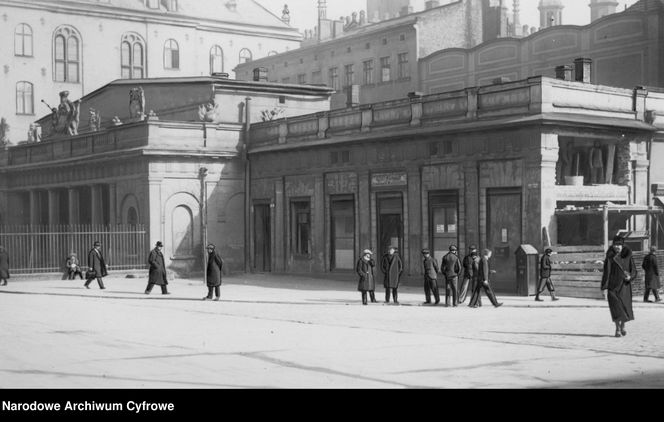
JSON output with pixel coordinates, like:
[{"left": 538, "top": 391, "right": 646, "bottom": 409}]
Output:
[{"left": 1, "top": 273, "right": 663, "bottom": 388}]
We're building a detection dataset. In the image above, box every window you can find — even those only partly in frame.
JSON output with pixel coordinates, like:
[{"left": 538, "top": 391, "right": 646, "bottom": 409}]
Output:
[
  {"left": 297, "top": 73, "right": 306, "bottom": 84},
  {"left": 382, "top": 38, "right": 388, "bottom": 45},
  {"left": 311, "top": 70, "right": 322, "bottom": 84},
  {"left": 15, "top": 24, "right": 33, "bottom": 57},
  {"left": 363, "top": 59, "right": 374, "bottom": 85},
  {"left": 331, "top": 151, "right": 350, "bottom": 164},
  {"left": 121, "top": 33, "right": 146, "bottom": 79},
  {"left": 346, "top": 46, "right": 351, "bottom": 53},
  {"left": 210, "top": 45, "right": 224, "bottom": 74},
  {"left": 329, "top": 67, "right": 340, "bottom": 90},
  {"left": 365, "top": 42, "right": 370, "bottom": 49},
  {"left": 239, "top": 48, "right": 253, "bottom": 64},
  {"left": 344, "top": 64, "right": 355, "bottom": 87},
  {"left": 16, "top": 82, "right": 34, "bottom": 115},
  {"left": 53, "top": 26, "right": 81, "bottom": 83},
  {"left": 398, "top": 53, "right": 409, "bottom": 79},
  {"left": 291, "top": 201, "right": 311, "bottom": 257},
  {"left": 429, "top": 142, "right": 439, "bottom": 157},
  {"left": 400, "top": 34, "right": 406, "bottom": 41},
  {"left": 164, "top": 39, "right": 179, "bottom": 69},
  {"left": 165, "top": 0, "right": 178, "bottom": 11},
  {"left": 380, "top": 56, "right": 391, "bottom": 82}
]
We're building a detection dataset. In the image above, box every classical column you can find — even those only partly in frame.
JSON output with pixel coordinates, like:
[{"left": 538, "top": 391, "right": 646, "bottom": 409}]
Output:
[
  {"left": 48, "top": 190, "right": 59, "bottom": 226},
  {"left": 29, "top": 190, "right": 40, "bottom": 225},
  {"left": 274, "top": 178, "right": 285, "bottom": 272},
  {"left": 314, "top": 173, "right": 326, "bottom": 271},
  {"left": 357, "top": 170, "right": 371, "bottom": 252},
  {"left": 147, "top": 179, "right": 162, "bottom": 252},
  {"left": 90, "top": 185, "right": 102, "bottom": 225},
  {"left": 68, "top": 188, "right": 80, "bottom": 226},
  {"left": 407, "top": 166, "right": 422, "bottom": 276},
  {"left": 537, "top": 133, "right": 559, "bottom": 247},
  {"left": 108, "top": 184, "right": 117, "bottom": 226}
]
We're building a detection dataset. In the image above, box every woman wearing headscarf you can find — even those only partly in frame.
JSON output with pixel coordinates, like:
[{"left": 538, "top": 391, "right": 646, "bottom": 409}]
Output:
[{"left": 602, "top": 236, "right": 637, "bottom": 337}]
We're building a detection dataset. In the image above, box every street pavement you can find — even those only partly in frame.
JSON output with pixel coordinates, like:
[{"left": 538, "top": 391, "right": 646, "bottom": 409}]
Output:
[{"left": 0, "top": 273, "right": 663, "bottom": 389}]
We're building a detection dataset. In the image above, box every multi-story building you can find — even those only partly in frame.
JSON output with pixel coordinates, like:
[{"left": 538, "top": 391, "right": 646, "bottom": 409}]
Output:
[
  {"left": 0, "top": 0, "right": 301, "bottom": 147},
  {"left": 235, "top": 0, "right": 512, "bottom": 109}
]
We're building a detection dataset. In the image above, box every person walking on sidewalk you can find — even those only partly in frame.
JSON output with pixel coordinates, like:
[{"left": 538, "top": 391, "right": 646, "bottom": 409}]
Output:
[
  {"left": 356, "top": 249, "right": 377, "bottom": 305},
  {"left": 469, "top": 249, "right": 503, "bottom": 308},
  {"left": 642, "top": 246, "right": 661, "bottom": 303},
  {"left": 536, "top": 248, "right": 559, "bottom": 302},
  {"left": 441, "top": 245, "right": 461, "bottom": 307},
  {"left": 85, "top": 241, "right": 108, "bottom": 290},
  {"left": 381, "top": 246, "right": 403, "bottom": 304},
  {"left": 459, "top": 245, "right": 479, "bottom": 304},
  {"left": 602, "top": 236, "right": 637, "bottom": 337},
  {"left": 204, "top": 244, "right": 224, "bottom": 301},
  {"left": 422, "top": 249, "right": 440, "bottom": 305},
  {"left": 145, "top": 241, "right": 169, "bottom": 295},
  {"left": 0, "top": 246, "right": 9, "bottom": 286}
]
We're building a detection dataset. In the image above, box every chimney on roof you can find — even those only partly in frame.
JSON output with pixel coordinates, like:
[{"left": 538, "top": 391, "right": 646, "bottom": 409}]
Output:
[
  {"left": 253, "top": 67, "right": 268, "bottom": 82},
  {"left": 555, "top": 65, "right": 573, "bottom": 81},
  {"left": 212, "top": 72, "right": 230, "bottom": 80},
  {"left": 359, "top": 10, "right": 367, "bottom": 25},
  {"left": 574, "top": 58, "right": 593, "bottom": 83},
  {"left": 281, "top": 4, "right": 291, "bottom": 25},
  {"left": 347, "top": 85, "right": 360, "bottom": 108},
  {"left": 492, "top": 77, "right": 511, "bottom": 85}
]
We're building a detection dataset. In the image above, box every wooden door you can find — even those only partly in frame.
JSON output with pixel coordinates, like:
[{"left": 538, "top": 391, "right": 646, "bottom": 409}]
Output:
[
  {"left": 254, "top": 204, "right": 271, "bottom": 272},
  {"left": 487, "top": 189, "right": 522, "bottom": 292}
]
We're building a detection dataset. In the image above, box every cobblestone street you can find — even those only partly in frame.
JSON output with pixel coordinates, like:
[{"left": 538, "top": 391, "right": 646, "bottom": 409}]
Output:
[{"left": 1, "top": 274, "right": 663, "bottom": 389}]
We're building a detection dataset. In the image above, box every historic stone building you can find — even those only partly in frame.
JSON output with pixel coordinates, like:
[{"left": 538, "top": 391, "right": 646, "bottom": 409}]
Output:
[
  {"left": 246, "top": 72, "right": 664, "bottom": 293},
  {"left": 0, "top": 0, "right": 301, "bottom": 148},
  {"left": 235, "top": 0, "right": 512, "bottom": 109},
  {"left": 0, "top": 76, "right": 333, "bottom": 274}
]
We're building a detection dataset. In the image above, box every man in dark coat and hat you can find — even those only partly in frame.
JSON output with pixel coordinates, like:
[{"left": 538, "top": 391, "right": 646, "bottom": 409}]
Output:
[
  {"left": 469, "top": 249, "right": 503, "bottom": 308},
  {"left": 381, "top": 246, "right": 403, "bottom": 304},
  {"left": 357, "top": 249, "right": 377, "bottom": 305},
  {"left": 536, "top": 248, "right": 559, "bottom": 302},
  {"left": 642, "top": 246, "right": 661, "bottom": 303},
  {"left": 204, "top": 244, "right": 224, "bottom": 301},
  {"left": 145, "top": 241, "right": 169, "bottom": 295},
  {"left": 602, "top": 236, "right": 637, "bottom": 337},
  {"left": 85, "top": 241, "right": 108, "bottom": 290},
  {"left": 459, "top": 245, "right": 478, "bottom": 304},
  {"left": 422, "top": 249, "right": 440, "bottom": 305},
  {"left": 441, "top": 245, "right": 461, "bottom": 307},
  {"left": 0, "top": 246, "right": 9, "bottom": 286}
]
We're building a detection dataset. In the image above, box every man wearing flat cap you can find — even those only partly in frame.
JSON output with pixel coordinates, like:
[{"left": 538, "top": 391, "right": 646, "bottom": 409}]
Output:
[
  {"left": 381, "top": 246, "right": 403, "bottom": 304},
  {"left": 441, "top": 245, "right": 461, "bottom": 307},
  {"left": 145, "top": 241, "right": 169, "bottom": 295},
  {"left": 460, "top": 245, "right": 479, "bottom": 304},
  {"left": 536, "top": 248, "right": 559, "bottom": 302},
  {"left": 85, "top": 241, "right": 108, "bottom": 290},
  {"left": 356, "top": 249, "right": 377, "bottom": 305},
  {"left": 422, "top": 249, "right": 440, "bottom": 305}
]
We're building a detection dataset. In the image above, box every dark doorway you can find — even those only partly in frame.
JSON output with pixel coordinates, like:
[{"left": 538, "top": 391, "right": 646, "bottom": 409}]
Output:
[
  {"left": 331, "top": 196, "right": 355, "bottom": 271},
  {"left": 487, "top": 188, "right": 522, "bottom": 293},
  {"left": 377, "top": 193, "right": 403, "bottom": 256},
  {"left": 429, "top": 191, "right": 459, "bottom": 260},
  {"left": 254, "top": 204, "right": 271, "bottom": 272}
]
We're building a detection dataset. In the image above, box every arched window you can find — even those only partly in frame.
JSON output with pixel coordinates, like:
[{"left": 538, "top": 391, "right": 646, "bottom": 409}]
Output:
[
  {"left": 16, "top": 82, "right": 34, "bottom": 115},
  {"left": 239, "top": 48, "right": 253, "bottom": 64},
  {"left": 127, "top": 207, "right": 138, "bottom": 226},
  {"left": 172, "top": 205, "right": 194, "bottom": 257},
  {"left": 121, "top": 33, "right": 146, "bottom": 79},
  {"left": 166, "top": 0, "right": 178, "bottom": 11},
  {"left": 53, "top": 26, "right": 81, "bottom": 83},
  {"left": 164, "top": 39, "right": 179, "bottom": 69},
  {"left": 15, "top": 24, "right": 33, "bottom": 57},
  {"left": 210, "top": 45, "right": 224, "bottom": 74}
]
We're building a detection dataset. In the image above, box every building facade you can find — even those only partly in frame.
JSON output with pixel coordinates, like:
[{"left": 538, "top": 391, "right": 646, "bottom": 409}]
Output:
[
  {"left": 0, "top": 76, "right": 333, "bottom": 274},
  {"left": 246, "top": 74, "right": 664, "bottom": 293},
  {"left": 0, "top": 0, "right": 302, "bottom": 148}
]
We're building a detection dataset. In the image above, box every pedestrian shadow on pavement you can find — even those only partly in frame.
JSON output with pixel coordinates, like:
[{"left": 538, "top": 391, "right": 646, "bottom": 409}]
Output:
[{"left": 487, "top": 330, "right": 612, "bottom": 339}]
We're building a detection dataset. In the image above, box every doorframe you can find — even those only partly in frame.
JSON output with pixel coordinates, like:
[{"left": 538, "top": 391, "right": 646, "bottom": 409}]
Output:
[
  {"left": 375, "top": 191, "right": 405, "bottom": 257},
  {"left": 330, "top": 194, "right": 356, "bottom": 272},
  {"left": 252, "top": 200, "right": 272, "bottom": 273}
]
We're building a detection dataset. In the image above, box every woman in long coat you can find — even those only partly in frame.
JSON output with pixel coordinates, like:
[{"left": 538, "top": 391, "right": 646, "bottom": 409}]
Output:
[
  {"left": 356, "top": 249, "right": 377, "bottom": 305},
  {"left": 205, "top": 244, "right": 224, "bottom": 301},
  {"left": 145, "top": 241, "right": 169, "bottom": 295},
  {"left": 0, "top": 246, "right": 9, "bottom": 286},
  {"left": 602, "top": 237, "right": 637, "bottom": 337},
  {"left": 381, "top": 246, "right": 403, "bottom": 304},
  {"left": 642, "top": 247, "right": 661, "bottom": 302}
]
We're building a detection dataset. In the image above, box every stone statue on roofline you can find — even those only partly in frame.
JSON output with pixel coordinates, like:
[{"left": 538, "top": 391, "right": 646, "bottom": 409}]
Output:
[
  {"left": 50, "top": 91, "right": 80, "bottom": 136},
  {"left": 0, "top": 118, "right": 10, "bottom": 146},
  {"left": 27, "top": 123, "right": 42, "bottom": 143},
  {"left": 129, "top": 87, "right": 146, "bottom": 120},
  {"left": 198, "top": 100, "right": 222, "bottom": 123},
  {"left": 89, "top": 108, "right": 102, "bottom": 132}
]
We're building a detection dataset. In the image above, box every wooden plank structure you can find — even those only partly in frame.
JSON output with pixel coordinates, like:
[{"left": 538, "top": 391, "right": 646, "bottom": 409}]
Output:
[{"left": 550, "top": 245, "right": 605, "bottom": 300}]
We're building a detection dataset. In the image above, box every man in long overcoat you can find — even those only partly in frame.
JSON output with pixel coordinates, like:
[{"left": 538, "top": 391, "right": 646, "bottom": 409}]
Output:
[
  {"left": 85, "top": 241, "right": 108, "bottom": 290},
  {"left": 381, "top": 246, "right": 403, "bottom": 304},
  {"left": 422, "top": 249, "right": 440, "bottom": 305},
  {"left": 469, "top": 249, "right": 503, "bottom": 308},
  {"left": 459, "top": 245, "right": 478, "bottom": 304},
  {"left": 356, "top": 249, "right": 377, "bottom": 305},
  {"left": 0, "top": 246, "right": 9, "bottom": 286},
  {"left": 642, "top": 246, "right": 661, "bottom": 303},
  {"left": 145, "top": 241, "right": 169, "bottom": 295},
  {"left": 441, "top": 245, "right": 461, "bottom": 307},
  {"left": 602, "top": 236, "right": 637, "bottom": 337},
  {"left": 536, "top": 248, "right": 559, "bottom": 302},
  {"left": 204, "top": 244, "right": 224, "bottom": 301}
]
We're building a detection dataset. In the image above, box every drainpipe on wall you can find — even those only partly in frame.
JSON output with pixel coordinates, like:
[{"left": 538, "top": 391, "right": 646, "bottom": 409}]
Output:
[{"left": 244, "top": 97, "right": 252, "bottom": 273}]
